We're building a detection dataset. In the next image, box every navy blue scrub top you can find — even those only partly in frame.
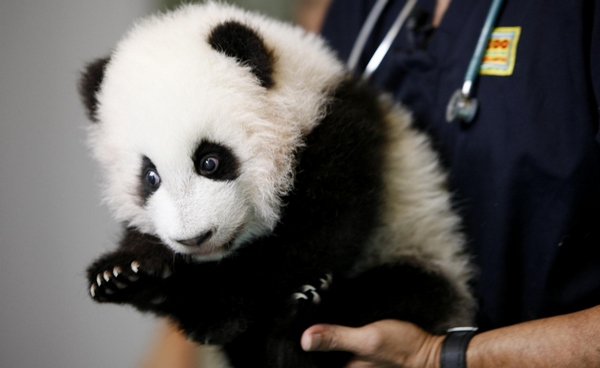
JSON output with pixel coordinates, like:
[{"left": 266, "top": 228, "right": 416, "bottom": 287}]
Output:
[{"left": 321, "top": 0, "right": 600, "bottom": 331}]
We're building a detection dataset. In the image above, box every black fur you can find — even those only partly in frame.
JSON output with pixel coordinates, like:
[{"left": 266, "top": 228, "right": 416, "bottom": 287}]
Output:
[
  {"left": 86, "top": 78, "right": 465, "bottom": 367},
  {"left": 193, "top": 140, "right": 240, "bottom": 181},
  {"left": 208, "top": 21, "right": 274, "bottom": 88},
  {"left": 78, "top": 57, "right": 110, "bottom": 122}
]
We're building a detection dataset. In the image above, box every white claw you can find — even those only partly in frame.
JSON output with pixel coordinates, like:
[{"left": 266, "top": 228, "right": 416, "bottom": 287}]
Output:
[
  {"left": 103, "top": 270, "right": 112, "bottom": 282},
  {"left": 300, "top": 285, "right": 317, "bottom": 293},
  {"left": 299, "top": 285, "right": 321, "bottom": 304},
  {"left": 113, "top": 266, "right": 122, "bottom": 278},
  {"left": 96, "top": 274, "right": 103, "bottom": 286},
  {"left": 131, "top": 261, "right": 140, "bottom": 273},
  {"left": 319, "top": 278, "right": 329, "bottom": 290},
  {"left": 90, "top": 284, "right": 97, "bottom": 298},
  {"left": 319, "top": 273, "right": 333, "bottom": 290},
  {"left": 292, "top": 292, "right": 308, "bottom": 301},
  {"left": 311, "top": 292, "right": 321, "bottom": 304}
]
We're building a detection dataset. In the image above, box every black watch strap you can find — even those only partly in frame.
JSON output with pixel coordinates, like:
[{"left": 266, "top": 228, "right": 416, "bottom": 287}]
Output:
[{"left": 440, "top": 327, "right": 478, "bottom": 368}]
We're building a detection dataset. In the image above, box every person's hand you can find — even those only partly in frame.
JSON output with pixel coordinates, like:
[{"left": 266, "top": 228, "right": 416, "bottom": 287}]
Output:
[{"left": 301, "top": 319, "right": 444, "bottom": 368}]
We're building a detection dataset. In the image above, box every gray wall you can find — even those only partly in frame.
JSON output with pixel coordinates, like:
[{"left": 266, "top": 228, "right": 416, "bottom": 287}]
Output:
[
  {"left": 162, "top": 0, "right": 293, "bottom": 20},
  {"left": 229, "top": 0, "right": 293, "bottom": 19},
  {"left": 0, "top": 1, "right": 161, "bottom": 367}
]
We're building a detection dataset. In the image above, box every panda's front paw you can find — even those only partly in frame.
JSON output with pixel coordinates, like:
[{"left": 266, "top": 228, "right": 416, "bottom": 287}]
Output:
[
  {"left": 289, "top": 273, "right": 333, "bottom": 311},
  {"left": 87, "top": 253, "right": 172, "bottom": 307}
]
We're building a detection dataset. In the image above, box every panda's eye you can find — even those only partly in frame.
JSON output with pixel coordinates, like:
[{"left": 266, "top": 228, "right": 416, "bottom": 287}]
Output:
[
  {"left": 146, "top": 169, "right": 161, "bottom": 187},
  {"left": 193, "top": 141, "right": 239, "bottom": 181},
  {"left": 139, "top": 156, "right": 161, "bottom": 204},
  {"left": 200, "top": 156, "right": 219, "bottom": 175}
]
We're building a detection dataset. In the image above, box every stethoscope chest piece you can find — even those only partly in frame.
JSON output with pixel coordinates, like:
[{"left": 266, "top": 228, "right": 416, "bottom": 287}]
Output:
[
  {"left": 446, "top": 89, "right": 478, "bottom": 123},
  {"left": 444, "top": 0, "right": 504, "bottom": 124}
]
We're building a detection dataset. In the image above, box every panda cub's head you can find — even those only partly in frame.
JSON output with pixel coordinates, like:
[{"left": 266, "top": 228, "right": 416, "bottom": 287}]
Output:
[{"left": 79, "top": 2, "right": 344, "bottom": 261}]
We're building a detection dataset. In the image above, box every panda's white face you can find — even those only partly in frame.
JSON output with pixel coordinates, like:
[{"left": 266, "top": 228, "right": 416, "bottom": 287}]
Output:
[
  {"left": 84, "top": 3, "right": 345, "bottom": 261},
  {"left": 91, "top": 49, "right": 275, "bottom": 261}
]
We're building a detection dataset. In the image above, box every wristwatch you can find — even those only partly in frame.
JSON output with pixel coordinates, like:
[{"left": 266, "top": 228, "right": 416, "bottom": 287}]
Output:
[{"left": 440, "top": 327, "right": 478, "bottom": 368}]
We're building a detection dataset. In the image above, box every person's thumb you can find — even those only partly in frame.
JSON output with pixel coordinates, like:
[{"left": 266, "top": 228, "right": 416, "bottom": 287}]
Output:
[{"left": 301, "top": 324, "right": 369, "bottom": 353}]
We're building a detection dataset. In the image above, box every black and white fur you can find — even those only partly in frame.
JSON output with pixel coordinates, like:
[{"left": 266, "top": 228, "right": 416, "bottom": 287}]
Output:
[{"left": 81, "top": 3, "right": 474, "bottom": 367}]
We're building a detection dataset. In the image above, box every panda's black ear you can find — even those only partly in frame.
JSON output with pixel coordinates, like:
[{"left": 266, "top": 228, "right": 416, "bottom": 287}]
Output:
[
  {"left": 208, "top": 21, "right": 274, "bottom": 88},
  {"left": 78, "top": 57, "right": 110, "bottom": 123}
]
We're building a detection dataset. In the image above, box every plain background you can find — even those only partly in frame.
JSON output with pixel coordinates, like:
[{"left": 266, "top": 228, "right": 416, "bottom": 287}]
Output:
[
  {"left": 0, "top": 2, "right": 161, "bottom": 367},
  {"left": 0, "top": 1, "right": 295, "bottom": 367}
]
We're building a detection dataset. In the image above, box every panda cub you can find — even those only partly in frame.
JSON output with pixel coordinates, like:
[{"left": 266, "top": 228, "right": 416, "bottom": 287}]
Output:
[{"left": 81, "top": 2, "right": 474, "bottom": 367}]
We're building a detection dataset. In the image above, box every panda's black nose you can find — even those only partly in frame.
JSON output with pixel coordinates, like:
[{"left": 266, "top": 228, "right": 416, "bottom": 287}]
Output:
[{"left": 176, "top": 231, "right": 213, "bottom": 247}]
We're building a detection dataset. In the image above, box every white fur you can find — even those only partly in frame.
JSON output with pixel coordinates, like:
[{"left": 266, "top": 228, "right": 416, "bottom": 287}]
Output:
[{"left": 355, "top": 98, "right": 475, "bottom": 327}]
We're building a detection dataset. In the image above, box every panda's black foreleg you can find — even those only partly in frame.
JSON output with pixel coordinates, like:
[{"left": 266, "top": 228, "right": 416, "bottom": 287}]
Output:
[
  {"left": 87, "top": 228, "right": 289, "bottom": 346},
  {"left": 88, "top": 244, "right": 261, "bottom": 345},
  {"left": 215, "top": 272, "right": 347, "bottom": 368}
]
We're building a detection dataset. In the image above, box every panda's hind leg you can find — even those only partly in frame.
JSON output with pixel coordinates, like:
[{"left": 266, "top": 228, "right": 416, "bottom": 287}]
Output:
[{"left": 322, "top": 261, "right": 466, "bottom": 334}]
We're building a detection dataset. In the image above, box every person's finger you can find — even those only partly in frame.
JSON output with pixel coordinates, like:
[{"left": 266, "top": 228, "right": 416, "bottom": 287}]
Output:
[{"left": 301, "top": 323, "right": 383, "bottom": 356}]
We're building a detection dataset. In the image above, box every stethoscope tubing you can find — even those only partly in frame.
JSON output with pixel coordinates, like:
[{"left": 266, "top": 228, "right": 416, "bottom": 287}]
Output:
[
  {"left": 461, "top": 0, "right": 504, "bottom": 97},
  {"left": 363, "top": 0, "right": 418, "bottom": 79},
  {"left": 347, "top": 0, "right": 418, "bottom": 79},
  {"left": 347, "top": 0, "right": 390, "bottom": 72},
  {"left": 347, "top": 0, "right": 505, "bottom": 123}
]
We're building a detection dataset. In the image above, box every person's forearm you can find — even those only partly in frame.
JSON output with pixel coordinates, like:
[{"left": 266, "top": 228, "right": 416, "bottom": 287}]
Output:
[{"left": 467, "top": 305, "right": 600, "bottom": 367}]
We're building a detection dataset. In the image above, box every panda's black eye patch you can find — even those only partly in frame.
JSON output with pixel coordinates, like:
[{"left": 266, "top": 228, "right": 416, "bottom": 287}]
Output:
[
  {"left": 193, "top": 141, "right": 239, "bottom": 181},
  {"left": 139, "top": 156, "right": 161, "bottom": 204}
]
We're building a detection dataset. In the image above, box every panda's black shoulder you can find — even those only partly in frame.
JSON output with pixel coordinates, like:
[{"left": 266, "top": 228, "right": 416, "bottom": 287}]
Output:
[
  {"left": 296, "top": 76, "right": 389, "bottom": 198},
  {"left": 271, "top": 77, "right": 390, "bottom": 268},
  {"left": 317, "top": 77, "right": 389, "bottom": 146}
]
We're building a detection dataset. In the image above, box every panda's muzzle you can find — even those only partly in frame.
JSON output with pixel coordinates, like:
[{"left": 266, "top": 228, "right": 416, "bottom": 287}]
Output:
[{"left": 176, "top": 230, "right": 213, "bottom": 248}]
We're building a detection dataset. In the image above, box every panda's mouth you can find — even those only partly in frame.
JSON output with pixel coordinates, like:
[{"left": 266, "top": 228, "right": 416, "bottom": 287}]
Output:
[
  {"left": 188, "top": 238, "right": 236, "bottom": 258},
  {"left": 185, "top": 225, "right": 245, "bottom": 260}
]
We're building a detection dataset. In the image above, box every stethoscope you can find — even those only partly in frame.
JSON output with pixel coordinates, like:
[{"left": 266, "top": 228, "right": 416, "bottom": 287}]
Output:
[{"left": 348, "top": 0, "right": 504, "bottom": 124}]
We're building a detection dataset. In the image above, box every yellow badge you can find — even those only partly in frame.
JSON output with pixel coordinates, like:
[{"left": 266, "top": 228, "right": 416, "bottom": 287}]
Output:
[{"left": 479, "top": 27, "right": 521, "bottom": 76}]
